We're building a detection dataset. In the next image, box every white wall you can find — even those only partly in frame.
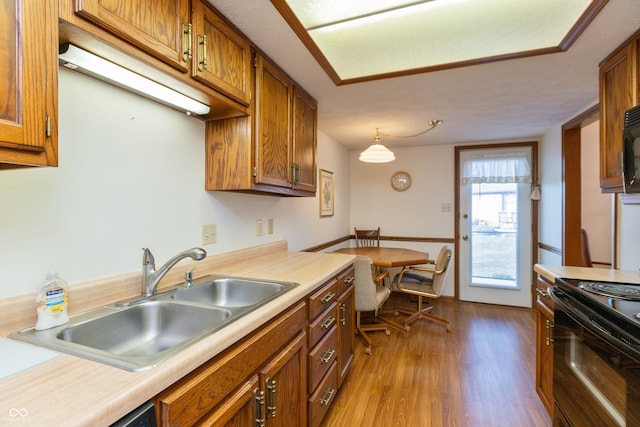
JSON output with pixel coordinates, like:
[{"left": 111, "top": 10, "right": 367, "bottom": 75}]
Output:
[
  {"left": 349, "top": 144, "right": 456, "bottom": 296},
  {"left": 538, "top": 127, "right": 563, "bottom": 265},
  {"left": 581, "top": 120, "right": 612, "bottom": 265},
  {"left": 617, "top": 200, "right": 640, "bottom": 271},
  {"left": 0, "top": 68, "right": 351, "bottom": 298}
]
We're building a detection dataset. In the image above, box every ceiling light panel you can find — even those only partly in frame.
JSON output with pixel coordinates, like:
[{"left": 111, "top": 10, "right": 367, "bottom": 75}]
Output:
[{"left": 285, "top": 0, "right": 592, "bottom": 80}]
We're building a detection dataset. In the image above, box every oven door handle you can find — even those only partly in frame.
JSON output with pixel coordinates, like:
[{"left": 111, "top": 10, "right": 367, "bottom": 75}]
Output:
[{"left": 549, "top": 288, "right": 640, "bottom": 360}]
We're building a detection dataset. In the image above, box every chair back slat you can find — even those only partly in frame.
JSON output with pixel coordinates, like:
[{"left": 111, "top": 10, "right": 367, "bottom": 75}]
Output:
[{"left": 354, "top": 227, "right": 380, "bottom": 247}]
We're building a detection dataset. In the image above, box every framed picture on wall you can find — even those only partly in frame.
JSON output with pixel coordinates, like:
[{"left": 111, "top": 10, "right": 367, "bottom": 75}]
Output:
[{"left": 319, "top": 169, "right": 334, "bottom": 217}]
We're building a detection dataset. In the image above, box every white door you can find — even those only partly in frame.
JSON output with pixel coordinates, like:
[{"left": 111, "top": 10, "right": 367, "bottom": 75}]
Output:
[{"left": 458, "top": 146, "right": 533, "bottom": 308}]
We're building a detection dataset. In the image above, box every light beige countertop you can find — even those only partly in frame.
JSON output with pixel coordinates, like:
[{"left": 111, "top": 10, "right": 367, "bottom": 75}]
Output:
[
  {"left": 0, "top": 241, "right": 354, "bottom": 426},
  {"left": 534, "top": 264, "right": 640, "bottom": 284}
]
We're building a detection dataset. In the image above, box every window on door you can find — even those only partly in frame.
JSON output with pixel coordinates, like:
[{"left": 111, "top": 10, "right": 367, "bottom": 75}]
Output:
[{"left": 470, "top": 182, "right": 518, "bottom": 288}]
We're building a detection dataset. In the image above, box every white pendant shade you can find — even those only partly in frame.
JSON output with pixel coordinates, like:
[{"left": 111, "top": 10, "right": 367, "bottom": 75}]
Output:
[{"left": 359, "top": 143, "right": 395, "bottom": 163}]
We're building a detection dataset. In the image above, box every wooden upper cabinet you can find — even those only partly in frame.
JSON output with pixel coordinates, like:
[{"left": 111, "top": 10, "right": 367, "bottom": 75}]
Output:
[
  {"left": 599, "top": 37, "right": 639, "bottom": 192},
  {"left": 292, "top": 86, "right": 317, "bottom": 193},
  {"left": 74, "top": 0, "right": 191, "bottom": 72},
  {"left": 204, "top": 53, "right": 317, "bottom": 196},
  {"left": 254, "top": 53, "right": 293, "bottom": 189},
  {"left": 0, "top": 0, "right": 58, "bottom": 168},
  {"left": 191, "top": 1, "right": 251, "bottom": 106}
]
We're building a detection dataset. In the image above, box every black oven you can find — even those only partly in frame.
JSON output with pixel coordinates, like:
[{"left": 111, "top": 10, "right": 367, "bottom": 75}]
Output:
[{"left": 550, "top": 278, "right": 640, "bottom": 427}]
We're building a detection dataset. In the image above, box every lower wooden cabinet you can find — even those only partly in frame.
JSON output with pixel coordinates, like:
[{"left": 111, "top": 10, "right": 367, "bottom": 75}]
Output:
[
  {"left": 153, "top": 263, "right": 355, "bottom": 427},
  {"left": 154, "top": 302, "right": 307, "bottom": 426},
  {"left": 535, "top": 275, "right": 554, "bottom": 417},
  {"left": 306, "top": 265, "right": 355, "bottom": 427}
]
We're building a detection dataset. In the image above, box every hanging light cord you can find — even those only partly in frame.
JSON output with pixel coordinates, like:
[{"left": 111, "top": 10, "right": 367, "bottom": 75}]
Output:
[{"left": 377, "top": 119, "right": 443, "bottom": 139}]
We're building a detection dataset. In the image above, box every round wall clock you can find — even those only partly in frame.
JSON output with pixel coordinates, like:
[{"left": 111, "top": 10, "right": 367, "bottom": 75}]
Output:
[{"left": 391, "top": 171, "right": 411, "bottom": 191}]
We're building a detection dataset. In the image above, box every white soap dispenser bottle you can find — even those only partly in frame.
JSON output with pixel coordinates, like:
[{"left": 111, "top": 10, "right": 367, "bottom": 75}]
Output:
[{"left": 35, "top": 267, "right": 70, "bottom": 330}]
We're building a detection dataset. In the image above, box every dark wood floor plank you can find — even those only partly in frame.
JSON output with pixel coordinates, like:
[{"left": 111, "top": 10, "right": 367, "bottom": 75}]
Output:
[{"left": 320, "top": 294, "right": 551, "bottom": 427}]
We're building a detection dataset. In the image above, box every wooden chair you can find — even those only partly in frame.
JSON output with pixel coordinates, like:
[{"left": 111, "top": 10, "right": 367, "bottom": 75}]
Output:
[
  {"left": 354, "top": 227, "right": 380, "bottom": 247},
  {"left": 353, "top": 255, "right": 407, "bottom": 355},
  {"left": 391, "top": 245, "right": 452, "bottom": 331}
]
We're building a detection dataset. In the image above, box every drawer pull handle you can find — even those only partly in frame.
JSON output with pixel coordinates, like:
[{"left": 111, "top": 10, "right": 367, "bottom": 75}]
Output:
[
  {"left": 254, "top": 388, "right": 265, "bottom": 427},
  {"left": 536, "top": 287, "right": 549, "bottom": 298},
  {"left": 321, "top": 292, "right": 336, "bottom": 304},
  {"left": 266, "top": 377, "right": 277, "bottom": 418},
  {"left": 344, "top": 276, "right": 355, "bottom": 284},
  {"left": 340, "top": 303, "right": 346, "bottom": 325},
  {"left": 320, "top": 387, "right": 335, "bottom": 406},
  {"left": 322, "top": 316, "right": 336, "bottom": 329},
  {"left": 321, "top": 349, "right": 335, "bottom": 364}
]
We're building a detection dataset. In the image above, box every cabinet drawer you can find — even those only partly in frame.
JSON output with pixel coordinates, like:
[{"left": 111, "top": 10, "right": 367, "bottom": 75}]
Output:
[
  {"left": 308, "top": 326, "right": 337, "bottom": 393},
  {"left": 308, "top": 279, "right": 338, "bottom": 321},
  {"left": 308, "top": 360, "right": 338, "bottom": 427},
  {"left": 307, "top": 303, "right": 337, "bottom": 349},
  {"left": 335, "top": 266, "right": 355, "bottom": 296}
]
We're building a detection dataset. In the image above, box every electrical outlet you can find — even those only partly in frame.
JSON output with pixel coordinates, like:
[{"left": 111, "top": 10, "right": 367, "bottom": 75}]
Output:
[
  {"left": 268, "top": 219, "right": 274, "bottom": 234},
  {"left": 256, "top": 220, "right": 263, "bottom": 237},
  {"left": 202, "top": 224, "right": 216, "bottom": 244},
  {"left": 441, "top": 203, "right": 452, "bottom": 212}
]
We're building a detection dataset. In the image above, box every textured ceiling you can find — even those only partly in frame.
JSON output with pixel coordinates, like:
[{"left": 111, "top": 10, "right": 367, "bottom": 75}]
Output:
[{"left": 210, "top": 0, "right": 640, "bottom": 152}]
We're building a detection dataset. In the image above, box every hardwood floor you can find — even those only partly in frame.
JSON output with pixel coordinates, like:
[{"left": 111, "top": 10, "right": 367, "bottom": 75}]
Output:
[{"left": 320, "top": 294, "right": 552, "bottom": 427}]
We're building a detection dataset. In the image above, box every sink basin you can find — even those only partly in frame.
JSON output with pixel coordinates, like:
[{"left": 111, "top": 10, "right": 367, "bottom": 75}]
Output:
[
  {"left": 11, "top": 275, "right": 298, "bottom": 371},
  {"left": 172, "top": 277, "right": 293, "bottom": 307},
  {"left": 57, "top": 301, "right": 230, "bottom": 357}
]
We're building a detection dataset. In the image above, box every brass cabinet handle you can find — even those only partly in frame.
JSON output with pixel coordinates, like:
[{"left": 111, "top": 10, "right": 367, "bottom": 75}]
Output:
[
  {"left": 545, "top": 319, "right": 554, "bottom": 346},
  {"left": 197, "top": 34, "right": 207, "bottom": 71},
  {"left": 321, "top": 316, "right": 336, "bottom": 330},
  {"left": 321, "top": 292, "right": 336, "bottom": 304},
  {"left": 182, "top": 23, "right": 192, "bottom": 61},
  {"left": 536, "top": 287, "right": 549, "bottom": 298},
  {"left": 320, "top": 348, "right": 335, "bottom": 364},
  {"left": 266, "top": 377, "right": 277, "bottom": 419},
  {"left": 320, "top": 387, "right": 336, "bottom": 406},
  {"left": 339, "top": 303, "right": 346, "bottom": 325},
  {"left": 254, "top": 388, "right": 265, "bottom": 427},
  {"left": 344, "top": 276, "right": 355, "bottom": 284}
]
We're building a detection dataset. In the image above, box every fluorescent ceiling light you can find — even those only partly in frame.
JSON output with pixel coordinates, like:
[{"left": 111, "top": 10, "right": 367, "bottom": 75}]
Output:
[
  {"left": 283, "top": 0, "right": 594, "bottom": 81},
  {"left": 59, "top": 43, "right": 210, "bottom": 116}
]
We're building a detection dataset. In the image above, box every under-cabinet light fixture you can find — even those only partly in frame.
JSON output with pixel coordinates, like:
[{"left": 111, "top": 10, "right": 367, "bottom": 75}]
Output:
[{"left": 58, "top": 43, "right": 211, "bottom": 116}]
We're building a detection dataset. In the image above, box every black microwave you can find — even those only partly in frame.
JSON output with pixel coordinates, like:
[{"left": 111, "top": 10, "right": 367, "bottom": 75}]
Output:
[{"left": 623, "top": 104, "right": 640, "bottom": 193}]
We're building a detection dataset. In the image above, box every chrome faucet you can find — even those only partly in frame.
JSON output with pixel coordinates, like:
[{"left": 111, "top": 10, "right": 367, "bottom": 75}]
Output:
[{"left": 142, "top": 247, "right": 207, "bottom": 296}]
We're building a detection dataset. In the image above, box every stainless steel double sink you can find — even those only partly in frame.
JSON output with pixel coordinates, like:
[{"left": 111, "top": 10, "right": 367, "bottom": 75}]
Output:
[{"left": 11, "top": 276, "right": 297, "bottom": 371}]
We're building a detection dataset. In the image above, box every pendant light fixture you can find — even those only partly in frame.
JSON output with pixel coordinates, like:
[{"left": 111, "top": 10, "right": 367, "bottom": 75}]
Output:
[{"left": 359, "top": 120, "right": 443, "bottom": 163}]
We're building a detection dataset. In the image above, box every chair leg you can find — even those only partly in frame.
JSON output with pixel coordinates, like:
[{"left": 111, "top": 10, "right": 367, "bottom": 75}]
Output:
[
  {"left": 396, "top": 296, "right": 451, "bottom": 331},
  {"left": 377, "top": 314, "right": 410, "bottom": 333},
  {"left": 356, "top": 311, "right": 390, "bottom": 355}
]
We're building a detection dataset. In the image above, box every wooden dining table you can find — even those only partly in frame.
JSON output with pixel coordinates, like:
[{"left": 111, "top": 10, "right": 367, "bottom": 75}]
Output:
[{"left": 334, "top": 247, "right": 429, "bottom": 268}]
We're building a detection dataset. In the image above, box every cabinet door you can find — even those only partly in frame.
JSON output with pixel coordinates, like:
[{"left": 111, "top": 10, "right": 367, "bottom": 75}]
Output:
[
  {"left": 192, "top": 1, "right": 251, "bottom": 106},
  {"left": 292, "top": 86, "right": 317, "bottom": 193},
  {"left": 260, "top": 332, "right": 307, "bottom": 427},
  {"left": 336, "top": 284, "right": 354, "bottom": 387},
  {"left": 599, "top": 41, "right": 637, "bottom": 192},
  {"left": 254, "top": 53, "right": 293, "bottom": 189},
  {"left": 74, "top": 0, "right": 190, "bottom": 72},
  {"left": 535, "top": 298, "right": 554, "bottom": 417},
  {"left": 197, "top": 375, "right": 259, "bottom": 426},
  {"left": 0, "top": 0, "right": 58, "bottom": 167}
]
